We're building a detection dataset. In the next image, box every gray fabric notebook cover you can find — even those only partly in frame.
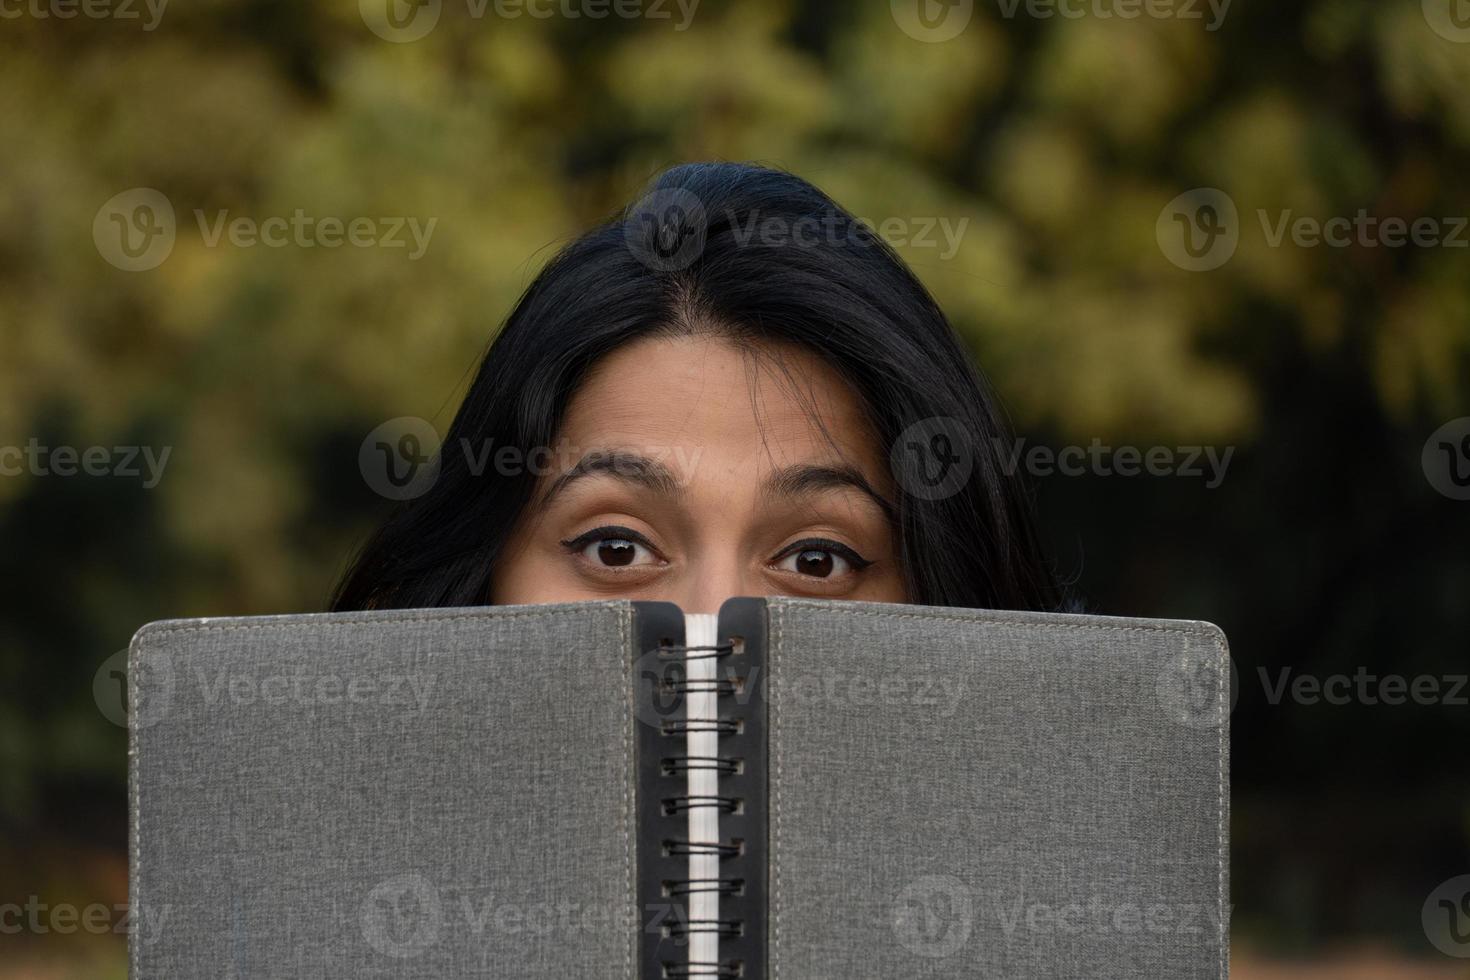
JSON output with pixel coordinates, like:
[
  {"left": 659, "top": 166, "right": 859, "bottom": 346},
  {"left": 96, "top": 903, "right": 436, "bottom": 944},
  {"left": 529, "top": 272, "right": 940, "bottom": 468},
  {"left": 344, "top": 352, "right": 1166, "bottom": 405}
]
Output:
[
  {"left": 129, "top": 598, "right": 1229, "bottom": 978},
  {"left": 762, "top": 597, "right": 1229, "bottom": 980},
  {"left": 129, "top": 602, "right": 640, "bottom": 979}
]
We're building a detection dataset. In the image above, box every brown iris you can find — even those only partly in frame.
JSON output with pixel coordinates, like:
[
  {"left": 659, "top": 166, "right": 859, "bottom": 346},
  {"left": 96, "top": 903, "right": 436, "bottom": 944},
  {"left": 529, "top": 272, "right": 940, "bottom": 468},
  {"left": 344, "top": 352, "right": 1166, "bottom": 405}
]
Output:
[
  {"left": 795, "top": 549, "right": 834, "bottom": 577},
  {"left": 598, "top": 539, "right": 637, "bottom": 566}
]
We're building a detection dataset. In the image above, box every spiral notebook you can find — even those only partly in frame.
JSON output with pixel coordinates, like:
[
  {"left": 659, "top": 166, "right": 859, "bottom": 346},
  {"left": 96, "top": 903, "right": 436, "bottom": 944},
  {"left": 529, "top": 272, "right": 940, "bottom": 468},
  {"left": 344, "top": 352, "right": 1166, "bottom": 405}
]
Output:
[{"left": 127, "top": 597, "right": 1230, "bottom": 979}]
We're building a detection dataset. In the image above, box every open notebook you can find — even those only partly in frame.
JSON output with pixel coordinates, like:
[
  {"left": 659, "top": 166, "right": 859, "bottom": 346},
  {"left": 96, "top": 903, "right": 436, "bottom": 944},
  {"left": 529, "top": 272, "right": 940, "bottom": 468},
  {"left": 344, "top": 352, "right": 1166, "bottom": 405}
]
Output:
[{"left": 127, "top": 597, "right": 1230, "bottom": 979}]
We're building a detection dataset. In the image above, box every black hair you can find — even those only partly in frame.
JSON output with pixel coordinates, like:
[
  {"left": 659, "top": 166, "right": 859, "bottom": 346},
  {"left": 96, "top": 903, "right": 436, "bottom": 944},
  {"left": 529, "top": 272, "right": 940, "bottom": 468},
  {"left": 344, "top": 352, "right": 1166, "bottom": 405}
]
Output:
[{"left": 333, "top": 162, "right": 1067, "bottom": 612}]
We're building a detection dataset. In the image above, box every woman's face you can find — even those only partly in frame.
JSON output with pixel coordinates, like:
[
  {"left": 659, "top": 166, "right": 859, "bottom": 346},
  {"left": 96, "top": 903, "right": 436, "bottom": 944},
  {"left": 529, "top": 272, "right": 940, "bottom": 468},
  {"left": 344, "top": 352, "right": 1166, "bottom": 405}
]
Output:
[{"left": 491, "top": 334, "right": 907, "bottom": 612}]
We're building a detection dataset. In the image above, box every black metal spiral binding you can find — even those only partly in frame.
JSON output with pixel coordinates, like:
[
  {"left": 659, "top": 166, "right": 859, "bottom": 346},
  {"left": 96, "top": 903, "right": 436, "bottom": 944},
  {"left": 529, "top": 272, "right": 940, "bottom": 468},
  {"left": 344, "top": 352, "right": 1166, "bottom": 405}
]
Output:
[
  {"left": 637, "top": 600, "right": 766, "bottom": 980},
  {"left": 662, "top": 678, "right": 738, "bottom": 696},
  {"left": 661, "top": 794, "right": 742, "bottom": 816},
  {"left": 652, "top": 639, "right": 746, "bottom": 979},
  {"left": 658, "top": 643, "right": 734, "bottom": 661},
  {"left": 662, "top": 719, "right": 741, "bottom": 736},
  {"left": 659, "top": 640, "right": 746, "bottom": 946},
  {"left": 662, "top": 756, "right": 742, "bottom": 776},
  {"left": 664, "top": 877, "right": 745, "bottom": 896},
  {"left": 663, "top": 839, "right": 743, "bottom": 858},
  {"left": 664, "top": 918, "right": 744, "bottom": 939}
]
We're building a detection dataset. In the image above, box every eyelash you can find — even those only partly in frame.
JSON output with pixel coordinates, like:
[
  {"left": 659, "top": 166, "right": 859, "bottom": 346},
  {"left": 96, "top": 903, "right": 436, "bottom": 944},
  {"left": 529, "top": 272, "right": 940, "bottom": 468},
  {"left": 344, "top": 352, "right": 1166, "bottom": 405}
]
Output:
[
  {"left": 558, "top": 526, "right": 874, "bottom": 577},
  {"left": 559, "top": 525, "right": 661, "bottom": 562},
  {"left": 772, "top": 537, "right": 874, "bottom": 573}
]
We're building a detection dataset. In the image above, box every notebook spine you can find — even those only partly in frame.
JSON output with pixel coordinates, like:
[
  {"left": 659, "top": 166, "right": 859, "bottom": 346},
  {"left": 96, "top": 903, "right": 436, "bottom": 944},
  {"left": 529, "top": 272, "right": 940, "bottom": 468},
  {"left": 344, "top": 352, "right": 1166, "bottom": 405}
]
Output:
[
  {"left": 635, "top": 600, "right": 767, "bottom": 980},
  {"left": 709, "top": 598, "right": 767, "bottom": 980}
]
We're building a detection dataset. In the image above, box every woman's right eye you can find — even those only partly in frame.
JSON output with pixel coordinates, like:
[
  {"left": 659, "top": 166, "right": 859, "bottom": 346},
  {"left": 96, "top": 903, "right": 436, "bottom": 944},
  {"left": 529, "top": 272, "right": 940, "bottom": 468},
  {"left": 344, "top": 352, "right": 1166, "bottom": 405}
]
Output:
[
  {"left": 561, "top": 526, "right": 662, "bottom": 568},
  {"left": 584, "top": 537, "right": 654, "bottom": 567}
]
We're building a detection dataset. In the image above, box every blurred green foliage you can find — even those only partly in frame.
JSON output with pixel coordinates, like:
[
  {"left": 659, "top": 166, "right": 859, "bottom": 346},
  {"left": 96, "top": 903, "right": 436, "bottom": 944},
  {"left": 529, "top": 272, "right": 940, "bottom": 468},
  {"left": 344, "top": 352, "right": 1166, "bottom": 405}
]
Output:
[{"left": 1, "top": 0, "right": 1468, "bottom": 972}]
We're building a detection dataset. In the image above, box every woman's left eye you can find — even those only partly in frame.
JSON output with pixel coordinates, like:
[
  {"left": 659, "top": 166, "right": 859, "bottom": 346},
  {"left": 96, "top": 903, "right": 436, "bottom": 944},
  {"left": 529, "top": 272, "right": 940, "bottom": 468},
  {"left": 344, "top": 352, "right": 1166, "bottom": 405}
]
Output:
[{"left": 773, "top": 540, "right": 871, "bottom": 579}]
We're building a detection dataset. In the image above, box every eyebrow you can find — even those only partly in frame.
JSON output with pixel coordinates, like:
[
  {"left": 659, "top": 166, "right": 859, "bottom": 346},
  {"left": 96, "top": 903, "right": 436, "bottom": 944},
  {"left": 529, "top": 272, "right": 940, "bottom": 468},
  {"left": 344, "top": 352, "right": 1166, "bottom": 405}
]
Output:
[
  {"left": 541, "top": 449, "right": 684, "bottom": 504},
  {"left": 761, "top": 463, "right": 896, "bottom": 522},
  {"left": 541, "top": 449, "right": 895, "bottom": 521}
]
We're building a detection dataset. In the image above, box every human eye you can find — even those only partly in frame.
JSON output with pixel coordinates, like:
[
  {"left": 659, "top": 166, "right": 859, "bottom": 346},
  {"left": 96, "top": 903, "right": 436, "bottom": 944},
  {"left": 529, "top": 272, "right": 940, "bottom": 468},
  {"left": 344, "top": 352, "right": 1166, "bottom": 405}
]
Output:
[
  {"left": 559, "top": 524, "right": 664, "bottom": 569},
  {"left": 770, "top": 537, "right": 874, "bottom": 580}
]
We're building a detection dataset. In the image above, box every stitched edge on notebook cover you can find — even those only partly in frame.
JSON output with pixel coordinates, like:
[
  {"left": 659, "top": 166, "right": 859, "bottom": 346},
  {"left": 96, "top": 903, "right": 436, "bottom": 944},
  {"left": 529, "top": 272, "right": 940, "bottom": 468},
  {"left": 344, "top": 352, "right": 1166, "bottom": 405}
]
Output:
[
  {"left": 128, "top": 603, "right": 634, "bottom": 980},
  {"left": 767, "top": 600, "right": 1230, "bottom": 980}
]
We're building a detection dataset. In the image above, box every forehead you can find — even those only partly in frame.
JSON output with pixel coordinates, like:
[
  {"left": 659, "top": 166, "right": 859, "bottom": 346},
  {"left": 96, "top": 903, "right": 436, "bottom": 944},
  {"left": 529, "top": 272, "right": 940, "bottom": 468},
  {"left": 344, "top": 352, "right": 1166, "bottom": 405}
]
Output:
[{"left": 558, "top": 334, "right": 883, "bottom": 471}]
